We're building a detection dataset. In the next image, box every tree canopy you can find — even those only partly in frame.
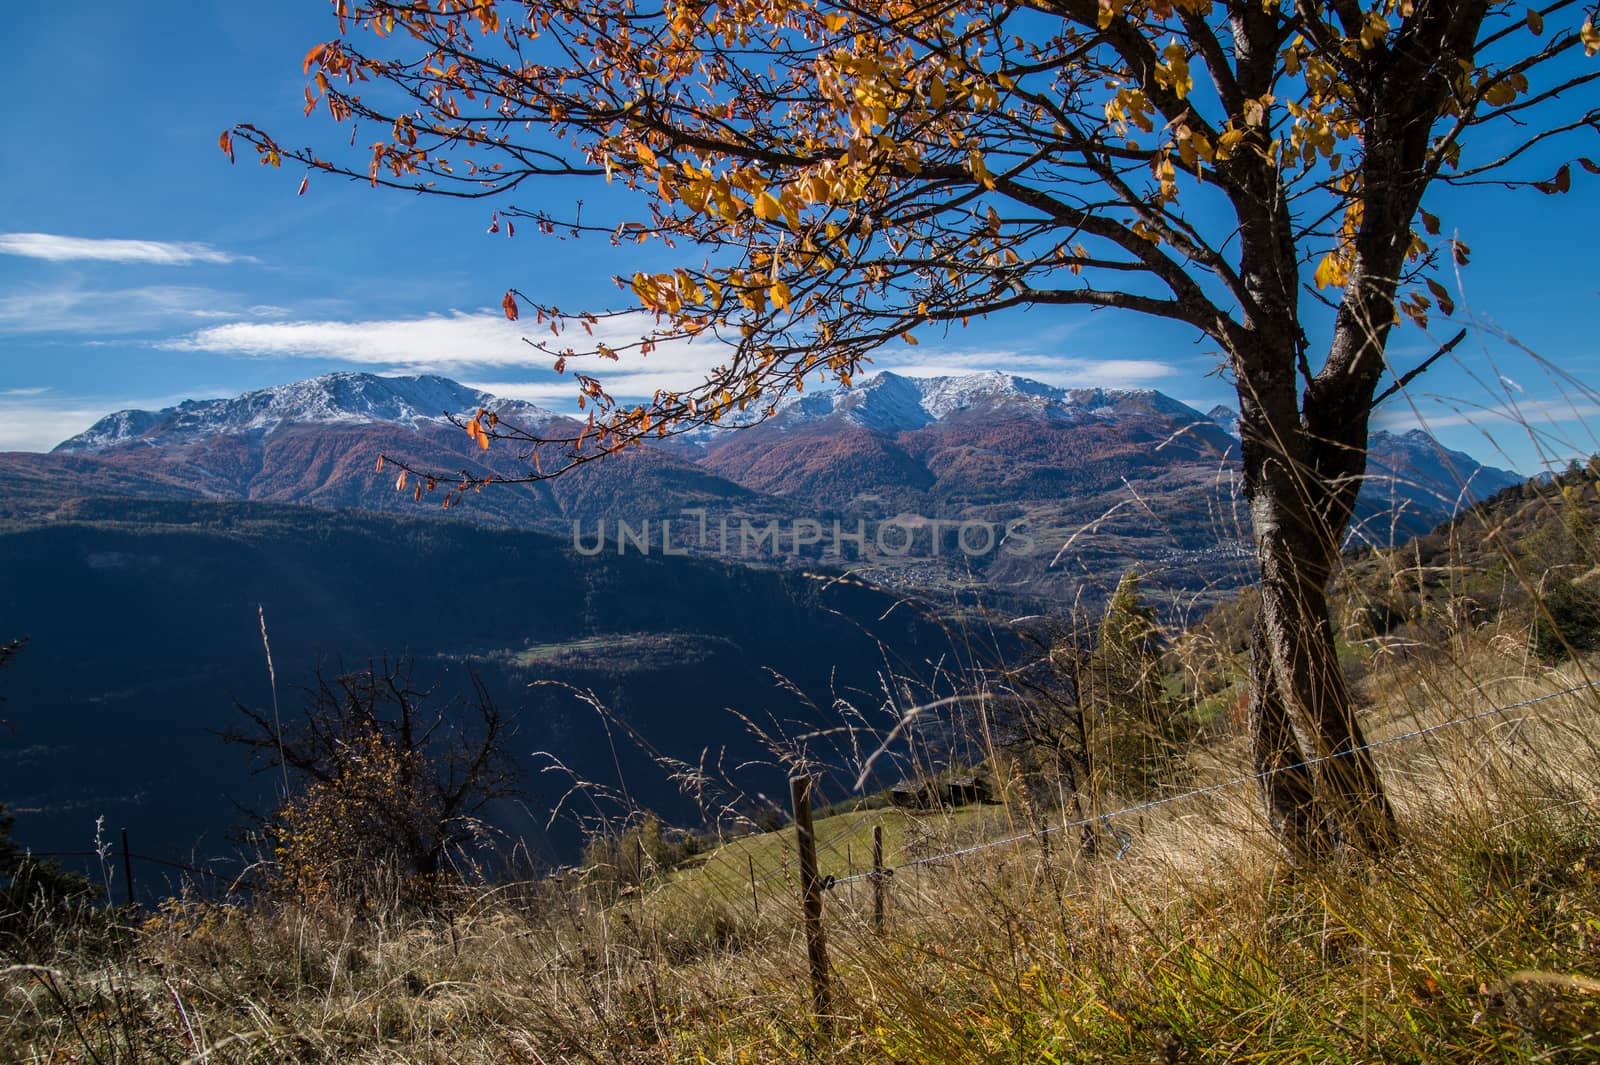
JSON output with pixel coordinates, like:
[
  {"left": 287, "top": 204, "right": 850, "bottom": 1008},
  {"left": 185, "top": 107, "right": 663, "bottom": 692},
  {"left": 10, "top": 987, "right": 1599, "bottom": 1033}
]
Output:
[
  {"left": 227, "top": 0, "right": 1599, "bottom": 857},
  {"left": 230, "top": 0, "right": 1596, "bottom": 470}
]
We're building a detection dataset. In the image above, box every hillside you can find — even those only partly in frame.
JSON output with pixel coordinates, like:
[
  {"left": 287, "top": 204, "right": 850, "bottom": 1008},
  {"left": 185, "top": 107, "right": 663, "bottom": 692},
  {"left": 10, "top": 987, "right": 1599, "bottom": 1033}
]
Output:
[{"left": 0, "top": 497, "right": 969, "bottom": 869}]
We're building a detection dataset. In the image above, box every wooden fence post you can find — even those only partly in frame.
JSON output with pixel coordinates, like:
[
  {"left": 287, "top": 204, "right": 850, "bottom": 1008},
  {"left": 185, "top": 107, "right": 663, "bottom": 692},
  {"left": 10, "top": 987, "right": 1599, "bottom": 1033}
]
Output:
[
  {"left": 121, "top": 828, "right": 135, "bottom": 908},
  {"left": 871, "top": 823, "right": 886, "bottom": 934},
  {"left": 790, "top": 775, "right": 831, "bottom": 1032}
]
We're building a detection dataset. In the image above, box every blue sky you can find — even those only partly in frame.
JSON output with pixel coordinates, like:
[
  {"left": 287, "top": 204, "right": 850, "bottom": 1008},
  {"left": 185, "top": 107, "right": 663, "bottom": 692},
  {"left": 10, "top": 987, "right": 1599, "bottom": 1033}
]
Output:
[{"left": 2, "top": 2, "right": 1597, "bottom": 474}]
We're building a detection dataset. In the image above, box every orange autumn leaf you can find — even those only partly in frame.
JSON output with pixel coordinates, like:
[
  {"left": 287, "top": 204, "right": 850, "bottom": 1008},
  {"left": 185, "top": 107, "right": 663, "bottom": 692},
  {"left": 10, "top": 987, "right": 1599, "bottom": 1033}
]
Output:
[
  {"left": 501, "top": 290, "right": 519, "bottom": 321},
  {"left": 303, "top": 43, "right": 328, "bottom": 74}
]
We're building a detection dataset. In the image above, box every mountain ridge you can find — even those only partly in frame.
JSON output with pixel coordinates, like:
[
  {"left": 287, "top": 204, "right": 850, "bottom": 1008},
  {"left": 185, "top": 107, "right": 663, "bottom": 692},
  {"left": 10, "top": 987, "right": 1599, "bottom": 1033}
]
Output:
[
  {"left": 6, "top": 369, "right": 1527, "bottom": 610},
  {"left": 54, "top": 372, "right": 563, "bottom": 454}
]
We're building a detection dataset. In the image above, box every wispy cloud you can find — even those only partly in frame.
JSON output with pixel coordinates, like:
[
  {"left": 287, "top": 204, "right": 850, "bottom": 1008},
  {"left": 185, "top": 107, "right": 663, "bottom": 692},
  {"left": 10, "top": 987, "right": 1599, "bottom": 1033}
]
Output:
[
  {"left": 168, "top": 310, "right": 728, "bottom": 377},
  {"left": 873, "top": 347, "right": 1178, "bottom": 388},
  {"left": 0, "top": 283, "right": 248, "bottom": 335},
  {"left": 1376, "top": 396, "right": 1600, "bottom": 434},
  {"left": 0, "top": 233, "right": 246, "bottom": 265},
  {"left": 1377, "top": 394, "right": 1600, "bottom": 473},
  {"left": 0, "top": 401, "right": 108, "bottom": 452},
  {"left": 170, "top": 311, "right": 1189, "bottom": 409}
]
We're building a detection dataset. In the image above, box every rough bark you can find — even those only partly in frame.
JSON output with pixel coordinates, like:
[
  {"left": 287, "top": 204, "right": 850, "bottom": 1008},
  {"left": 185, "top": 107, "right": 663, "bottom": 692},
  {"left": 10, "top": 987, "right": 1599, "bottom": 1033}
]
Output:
[
  {"left": 1239, "top": 390, "right": 1400, "bottom": 858},
  {"left": 1247, "top": 623, "right": 1327, "bottom": 859}
]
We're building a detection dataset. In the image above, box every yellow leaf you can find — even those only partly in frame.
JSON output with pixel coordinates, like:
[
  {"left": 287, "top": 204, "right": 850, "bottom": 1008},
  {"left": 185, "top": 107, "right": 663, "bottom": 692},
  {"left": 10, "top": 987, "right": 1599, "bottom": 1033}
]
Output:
[
  {"left": 753, "top": 191, "right": 783, "bottom": 221},
  {"left": 770, "top": 281, "right": 791, "bottom": 311},
  {"left": 823, "top": 12, "right": 848, "bottom": 32},
  {"left": 1313, "top": 253, "right": 1348, "bottom": 290},
  {"left": 1584, "top": 17, "right": 1600, "bottom": 56},
  {"left": 968, "top": 151, "right": 996, "bottom": 190}
]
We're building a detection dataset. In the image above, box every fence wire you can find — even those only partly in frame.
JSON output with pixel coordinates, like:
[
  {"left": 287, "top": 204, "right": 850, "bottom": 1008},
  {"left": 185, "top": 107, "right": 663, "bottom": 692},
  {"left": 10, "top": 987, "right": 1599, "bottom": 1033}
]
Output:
[{"left": 829, "top": 676, "right": 1600, "bottom": 886}]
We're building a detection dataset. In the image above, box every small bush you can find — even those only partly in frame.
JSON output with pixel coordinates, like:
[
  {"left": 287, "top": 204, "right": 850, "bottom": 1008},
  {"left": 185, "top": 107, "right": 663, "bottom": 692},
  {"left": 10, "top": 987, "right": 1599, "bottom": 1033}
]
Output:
[{"left": 1531, "top": 578, "right": 1600, "bottom": 661}]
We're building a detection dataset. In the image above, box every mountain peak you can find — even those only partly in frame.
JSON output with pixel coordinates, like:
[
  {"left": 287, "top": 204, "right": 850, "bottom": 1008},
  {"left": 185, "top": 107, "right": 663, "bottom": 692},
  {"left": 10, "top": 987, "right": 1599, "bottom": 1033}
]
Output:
[
  {"left": 770, "top": 370, "right": 1212, "bottom": 434},
  {"left": 54, "top": 372, "right": 556, "bottom": 454}
]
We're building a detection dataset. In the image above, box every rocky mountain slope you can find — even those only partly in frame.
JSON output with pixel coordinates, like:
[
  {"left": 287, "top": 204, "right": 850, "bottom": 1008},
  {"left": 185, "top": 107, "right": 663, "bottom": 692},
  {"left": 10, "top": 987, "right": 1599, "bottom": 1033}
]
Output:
[{"left": 4, "top": 370, "right": 1524, "bottom": 611}]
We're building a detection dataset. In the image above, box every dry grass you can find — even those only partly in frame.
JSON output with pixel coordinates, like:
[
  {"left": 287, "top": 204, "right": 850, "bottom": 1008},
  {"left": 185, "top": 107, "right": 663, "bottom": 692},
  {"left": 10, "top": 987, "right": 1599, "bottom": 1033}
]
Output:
[{"left": 6, "top": 630, "right": 1600, "bottom": 1063}]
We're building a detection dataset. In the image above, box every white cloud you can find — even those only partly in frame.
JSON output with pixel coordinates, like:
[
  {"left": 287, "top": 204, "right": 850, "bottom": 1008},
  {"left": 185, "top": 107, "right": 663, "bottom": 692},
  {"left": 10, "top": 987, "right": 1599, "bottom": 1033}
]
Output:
[
  {"left": 168, "top": 309, "right": 1189, "bottom": 412},
  {"left": 0, "top": 233, "right": 245, "bottom": 265},
  {"left": 872, "top": 347, "right": 1177, "bottom": 387},
  {"left": 0, "top": 283, "right": 261, "bottom": 335},
  {"left": 1376, "top": 396, "right": 1600, "bottom": 434},
  {"left": 168, "top": 309, "right": 731, "bottom": 376},
  {"left": 0, "top": 401, "right": 107, "bottom": 452}
]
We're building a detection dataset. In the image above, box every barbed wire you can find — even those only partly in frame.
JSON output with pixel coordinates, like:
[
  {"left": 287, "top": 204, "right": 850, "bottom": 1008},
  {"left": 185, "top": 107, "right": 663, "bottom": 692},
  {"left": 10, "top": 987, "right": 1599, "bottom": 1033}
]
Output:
[
  {"left": 24, "top": 680, "right": 1597, "bottom": 904},
  {"left": 21, "top": 850, "right": 239, "bottom": 886},
  {"left": 828, "top": 677, "right": 1600, "bottom": 886}
]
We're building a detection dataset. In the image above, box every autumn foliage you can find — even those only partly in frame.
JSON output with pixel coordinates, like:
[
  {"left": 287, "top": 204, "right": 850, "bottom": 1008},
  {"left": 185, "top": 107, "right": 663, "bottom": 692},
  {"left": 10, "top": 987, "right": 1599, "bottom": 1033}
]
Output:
[
  {"left": 229, "top": 663, "right": 517, "bottom": 906},
  {"left": 225, "top": 0, "right": 1599, "bottom": 857}
]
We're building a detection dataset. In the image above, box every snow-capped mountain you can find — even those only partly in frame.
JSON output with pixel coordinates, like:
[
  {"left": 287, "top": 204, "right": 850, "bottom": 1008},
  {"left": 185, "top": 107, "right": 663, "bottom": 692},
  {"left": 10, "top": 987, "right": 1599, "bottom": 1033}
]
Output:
[
  {"left": 770, "top": 370, "right": 1216, "bottom": 434},
  {"left": 21, "top": 371, "right": 763, "bottom": 525},
  {"left": 1206, "top": 404, "right": 1240, "bottom": 439},
  {"left": 54, "top": 372, "right": 559, "bottom": 454},
  {"left": 693, "top": 370, "right": 1240, "bottom": 513},
  {"left": 1, "top": 369, "right": 1527, "bottom": 608}
]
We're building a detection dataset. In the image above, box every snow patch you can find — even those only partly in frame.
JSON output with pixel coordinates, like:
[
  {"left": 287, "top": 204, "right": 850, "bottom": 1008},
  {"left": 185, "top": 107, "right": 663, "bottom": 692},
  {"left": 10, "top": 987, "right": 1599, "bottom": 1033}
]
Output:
[{"left": 53, "top": 372, "right": 561, "bottom": 453}]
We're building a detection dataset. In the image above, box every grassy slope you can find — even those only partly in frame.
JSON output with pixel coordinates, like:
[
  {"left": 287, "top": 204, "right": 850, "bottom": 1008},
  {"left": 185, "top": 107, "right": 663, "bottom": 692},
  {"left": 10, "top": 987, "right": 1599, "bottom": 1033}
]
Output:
[
  {"left": 9, "top": 658, "right": 1600, "bottom": 1063},
  {"left": 641, "top": 803, "right": 1010, "bottom": 919}
]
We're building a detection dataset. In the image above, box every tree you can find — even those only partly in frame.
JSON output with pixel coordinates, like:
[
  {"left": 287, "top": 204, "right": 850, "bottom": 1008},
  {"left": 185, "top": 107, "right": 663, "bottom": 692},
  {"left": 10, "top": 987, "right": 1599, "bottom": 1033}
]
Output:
[
  {"left": 1083, "top": 570, "right": 1184, "bottom": 799},
  {"left": 228, "top": 0, "right": 1600, "bottom": 857},
  {"left": 226, "top": 661, "right": 518, "bottom": 902}
]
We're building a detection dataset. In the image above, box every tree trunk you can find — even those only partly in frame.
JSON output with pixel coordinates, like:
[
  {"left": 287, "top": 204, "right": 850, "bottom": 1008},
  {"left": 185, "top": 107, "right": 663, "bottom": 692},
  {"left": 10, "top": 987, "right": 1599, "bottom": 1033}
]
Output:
[
  {"left": 1243, "top": 421, "right": 1399, "bottom": 858},
  {"left": 1247, "top": 622, "right": 1327, "bottom": 859}
]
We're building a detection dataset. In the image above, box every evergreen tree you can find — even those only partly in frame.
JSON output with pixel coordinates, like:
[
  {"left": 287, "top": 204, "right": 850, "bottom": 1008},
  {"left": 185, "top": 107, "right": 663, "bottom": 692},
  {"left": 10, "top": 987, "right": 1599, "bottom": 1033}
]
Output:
[{"left": 1083, "top": 572, "right": 1184, "bottom": 801}]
